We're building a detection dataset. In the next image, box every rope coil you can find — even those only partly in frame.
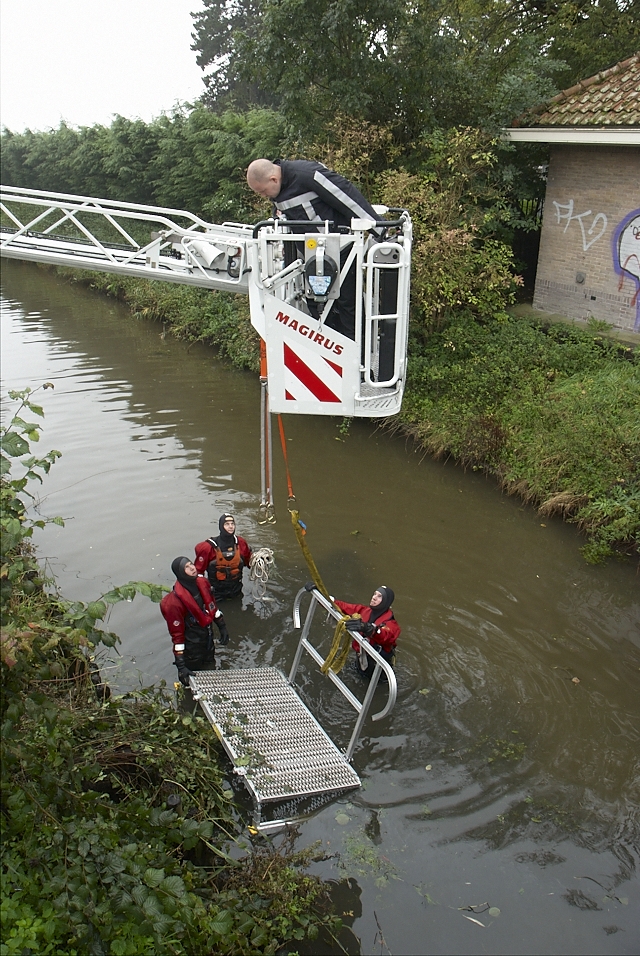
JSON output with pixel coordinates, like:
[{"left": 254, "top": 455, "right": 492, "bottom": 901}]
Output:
[{"left": 249, "top": 548, "right": 275, "bottom": 600}]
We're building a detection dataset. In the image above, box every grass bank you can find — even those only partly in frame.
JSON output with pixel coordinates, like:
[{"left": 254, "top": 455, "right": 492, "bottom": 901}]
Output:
[
  {"left": 1, "top": 388, "right": 341, "bottom": 955},
  {"left": 55, "top": 269, "right": 639, "bottom": 563},
  {"left": 401, "top": 316, "right": 639, "bottom": 563}
]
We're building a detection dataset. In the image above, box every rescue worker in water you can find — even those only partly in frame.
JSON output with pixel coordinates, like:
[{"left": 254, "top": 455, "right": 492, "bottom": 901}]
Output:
[
  {"left": 194, "top": 514, "right": 252, "bottom": 600},
  {"left": 333, "top": 585, "right": 400, "bottom": 680},
  {"left": 160, "top": 557, "right": 230, "bottom": 686}
]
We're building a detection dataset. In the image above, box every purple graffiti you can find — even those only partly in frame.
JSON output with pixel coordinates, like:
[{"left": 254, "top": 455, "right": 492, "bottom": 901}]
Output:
[{"left": 612, "top": 208, "right": 640, "bottom": 330}]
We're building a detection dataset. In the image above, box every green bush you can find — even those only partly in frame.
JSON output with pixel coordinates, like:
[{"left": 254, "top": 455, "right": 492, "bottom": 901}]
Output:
[
  {"left": 298, "top": 123, "right": 527, "bottom": 334},
  {"left": 1, "top": 690, "right": 335, "bottom": 955},
  {"left": 1, "top": 107, "right": 287, "bottom": 223}
]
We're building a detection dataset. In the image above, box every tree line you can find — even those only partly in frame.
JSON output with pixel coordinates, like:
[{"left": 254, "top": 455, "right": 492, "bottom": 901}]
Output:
[
  {"left": 192, "top": 0, "right": 638, "bottom": 134},
  {"left": 1, "top": 0, "right": 637, "bottom": 330}
]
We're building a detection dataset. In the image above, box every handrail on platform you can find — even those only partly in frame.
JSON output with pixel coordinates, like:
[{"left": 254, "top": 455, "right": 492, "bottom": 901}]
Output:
[{"left": 290, "top": 587, "right": 397, "bottom": 761}]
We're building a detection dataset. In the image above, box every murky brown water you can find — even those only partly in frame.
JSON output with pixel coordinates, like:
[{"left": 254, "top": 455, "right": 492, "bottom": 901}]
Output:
[{"left": 2, "top": 259, "right": 639, "bottom": 955}]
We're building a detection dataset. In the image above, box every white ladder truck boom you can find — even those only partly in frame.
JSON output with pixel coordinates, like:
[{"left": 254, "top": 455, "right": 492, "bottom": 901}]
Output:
[{"left": 1, "top": 184, "right": 412, "bottom": 419}]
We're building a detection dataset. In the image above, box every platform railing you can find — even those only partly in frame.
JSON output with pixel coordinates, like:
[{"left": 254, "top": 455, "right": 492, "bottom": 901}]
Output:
[{"left": 290, "top": 587, "right": 397, "bottom": 761}]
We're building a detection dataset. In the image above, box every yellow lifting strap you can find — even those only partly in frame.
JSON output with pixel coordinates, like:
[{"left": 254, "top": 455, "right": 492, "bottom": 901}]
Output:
[
  {"left": 322, "top": 613, "right": 362, "bottom": 675},
  {"left": 290, "top": 509, "right": 330, "bottom": 600},
  {"left": 289, "top": 509, "right": 360, "bottom": 675}
]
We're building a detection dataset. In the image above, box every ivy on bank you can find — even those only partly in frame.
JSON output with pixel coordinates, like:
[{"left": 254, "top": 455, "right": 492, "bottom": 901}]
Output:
[{"left": 0, "top": 388, "right": 342, "bottom": 954}]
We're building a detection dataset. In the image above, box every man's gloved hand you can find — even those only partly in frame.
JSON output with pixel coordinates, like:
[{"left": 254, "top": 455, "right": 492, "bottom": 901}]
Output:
[
  {"left": 217, "top": 617, "right": 230, "bottom": 646},
  {"left": 346, "top": 619, "right": 376, "bottom": 637},
  {"left": 345, "top": 618, "right": 363, "bottom": 633},
  {"left": 174, "top": 657, "right": 194, "bottom": 687},
  {"left": 304, "top": 581, "right": 317, "bottom": 592}
]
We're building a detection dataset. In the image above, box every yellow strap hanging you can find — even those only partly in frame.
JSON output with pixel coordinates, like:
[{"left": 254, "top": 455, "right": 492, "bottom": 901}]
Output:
[
  {"left": 289, "top": 508, "right": 359, "bottom": 675},
  {"left": 321, "top": 613, "right": 362, "bottom": 675},
  {"left": 290, "top": 509, "right": 330, "bottom": 600}
]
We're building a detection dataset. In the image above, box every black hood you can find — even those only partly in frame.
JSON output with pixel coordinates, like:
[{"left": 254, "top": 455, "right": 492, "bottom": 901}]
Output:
[
  {"left": 217, "top": 514, "right": 236, "bottom": 551},
  {"left": 171, "top": 556, "right": 200, "bottom": 597},
  {"left": 369, "top": 585, "right": 394, "bottom": 623}
]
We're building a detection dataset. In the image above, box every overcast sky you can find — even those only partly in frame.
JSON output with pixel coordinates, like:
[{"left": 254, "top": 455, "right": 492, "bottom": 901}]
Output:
[{"left": 0, "top": 0, "right": 207, "bottom": 133}]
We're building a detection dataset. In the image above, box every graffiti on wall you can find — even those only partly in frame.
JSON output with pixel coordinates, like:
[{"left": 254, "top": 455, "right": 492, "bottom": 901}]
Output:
[
  {"left": 552, "top": 200, "right": 608, "bottom": 250},
  {"left": 613, "top": 209, "right": 640, "bottom": 330}
]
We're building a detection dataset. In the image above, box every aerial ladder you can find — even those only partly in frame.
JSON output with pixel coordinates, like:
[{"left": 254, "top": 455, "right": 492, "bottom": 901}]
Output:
[
  {"left": 0, "top": 184, "right": 411, "bottom": 824},
  {"left": 0, "top": 185, "right": 412, "bottom": 417}
]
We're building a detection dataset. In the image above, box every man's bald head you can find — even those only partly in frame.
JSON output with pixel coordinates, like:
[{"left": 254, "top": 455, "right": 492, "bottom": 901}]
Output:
[{"left": 246, "top": 159, "right": 282, "bottom": 199}]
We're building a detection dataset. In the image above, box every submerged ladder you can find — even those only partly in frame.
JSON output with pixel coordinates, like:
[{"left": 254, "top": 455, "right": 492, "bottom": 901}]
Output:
[{"left": 189, "top": 588, "right": 397, "bottom": 828}]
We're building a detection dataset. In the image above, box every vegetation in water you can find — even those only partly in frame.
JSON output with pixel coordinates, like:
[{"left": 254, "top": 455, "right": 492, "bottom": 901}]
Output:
[
  {"left": 0, "top": 388, "right": 342, "bottom": 954},
  {"left": 339, "top": 828, "right": 397, "bottom": 889}
]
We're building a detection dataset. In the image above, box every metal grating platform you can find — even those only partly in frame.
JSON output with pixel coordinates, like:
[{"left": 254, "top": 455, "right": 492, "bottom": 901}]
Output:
[
  {"left": 355, "top": 381, "right": 401, "bottom": 411},
  {"left": 190, "top": 667, "right": 361, "bottom": 808}
]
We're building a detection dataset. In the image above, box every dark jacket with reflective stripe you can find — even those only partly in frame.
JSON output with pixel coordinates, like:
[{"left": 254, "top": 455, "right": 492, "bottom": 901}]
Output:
[{"left": 273, "top": 159, "right": 383, "bottom": 233}]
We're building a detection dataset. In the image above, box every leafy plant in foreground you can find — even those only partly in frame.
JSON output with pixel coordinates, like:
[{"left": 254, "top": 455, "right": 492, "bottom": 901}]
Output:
[
  {"left": 1, "top": 384, "right": 62, "bottom": 557},
  {"left": 1, "top": 389, "right": 341, "bottom": 953}
]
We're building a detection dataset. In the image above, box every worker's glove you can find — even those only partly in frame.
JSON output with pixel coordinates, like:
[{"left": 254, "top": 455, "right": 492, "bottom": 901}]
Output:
[
  {"left": 345, "top": 619, "right": 375, "bottom": 637},
  {"left": 217, "top": 616, "right": 230, "bottom": 646},
  {"left": 304, "top": 581, "right": 317, "bottom": 592},
  {"left": 174, "top": 657, "right": 194, "bottom": 687},
  {"left": 345, "top": 618, "right": 363, "bottom": 633}
]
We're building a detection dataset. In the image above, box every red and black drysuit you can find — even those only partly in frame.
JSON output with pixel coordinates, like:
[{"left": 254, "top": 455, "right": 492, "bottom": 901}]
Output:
[
  {"left": 160, "top": 557, "right": 228, "bottom": 682},
  {"left": 271, "top": 159, "right": 385, "bottom": 339},
  {"left": 334, "top": 585, "right": 400, "bottom": 680},
  {"left": 194, "top": 514, "right": 252, "bottom": 600}
]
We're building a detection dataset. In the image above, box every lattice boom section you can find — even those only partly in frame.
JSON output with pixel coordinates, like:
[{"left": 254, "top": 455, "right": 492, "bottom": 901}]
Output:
[{"left": 191, "top": 667, "right": 360, "bottom": 805}]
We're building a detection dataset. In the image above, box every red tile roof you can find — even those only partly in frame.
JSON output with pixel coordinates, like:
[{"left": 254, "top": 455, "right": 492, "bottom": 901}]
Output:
[{"left": 518, "top": 52, "right": 639, "bottom": 126}]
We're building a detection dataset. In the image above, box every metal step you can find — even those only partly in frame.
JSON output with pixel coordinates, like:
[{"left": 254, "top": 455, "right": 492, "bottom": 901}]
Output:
[{"left": 190, "top": 667, "right": 361, "bottom": 809}]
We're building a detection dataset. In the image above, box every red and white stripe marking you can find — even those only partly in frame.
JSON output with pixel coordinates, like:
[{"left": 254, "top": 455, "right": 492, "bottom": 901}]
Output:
[{"left": 282, "top": 342, "right": 342, "bottom": 403}]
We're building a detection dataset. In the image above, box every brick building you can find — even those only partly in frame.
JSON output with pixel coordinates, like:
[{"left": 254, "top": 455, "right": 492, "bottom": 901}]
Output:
[{"left": 505, "top": 53, "right": 640, "bottom": 332}]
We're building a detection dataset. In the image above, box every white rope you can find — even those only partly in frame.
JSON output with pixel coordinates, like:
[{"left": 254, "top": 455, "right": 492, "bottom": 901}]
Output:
[{"left": 249, "top": 548, "right": 275, "bottom": 600}]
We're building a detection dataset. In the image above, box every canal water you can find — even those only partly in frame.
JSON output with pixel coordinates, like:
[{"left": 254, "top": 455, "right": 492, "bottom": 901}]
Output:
[{"left": 2, "top": 259, "right": 639, "bottom": 955}]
